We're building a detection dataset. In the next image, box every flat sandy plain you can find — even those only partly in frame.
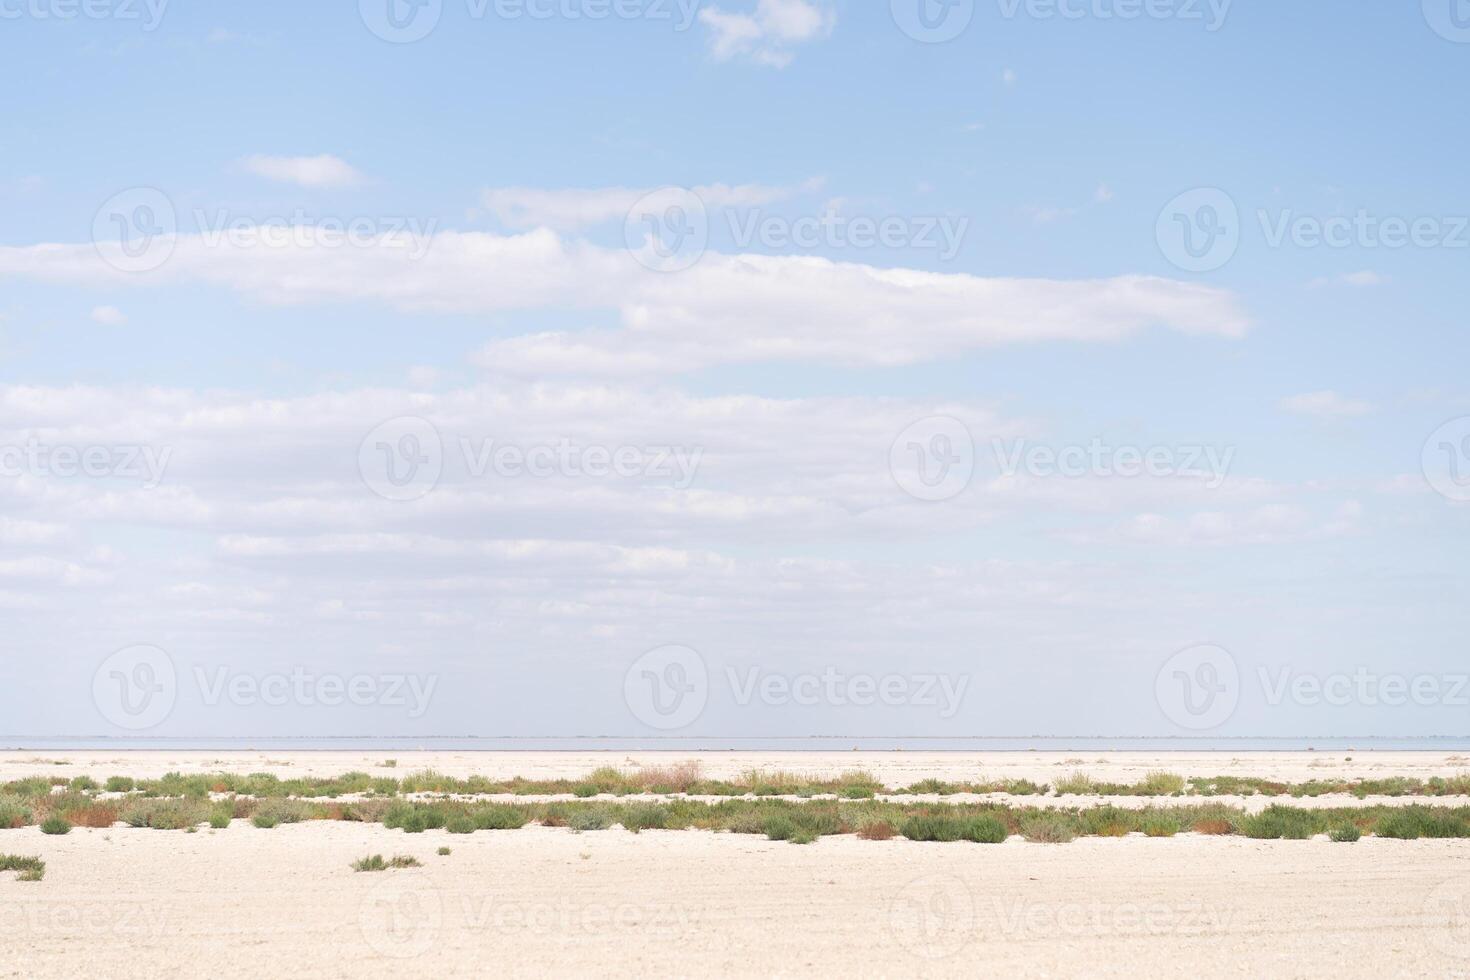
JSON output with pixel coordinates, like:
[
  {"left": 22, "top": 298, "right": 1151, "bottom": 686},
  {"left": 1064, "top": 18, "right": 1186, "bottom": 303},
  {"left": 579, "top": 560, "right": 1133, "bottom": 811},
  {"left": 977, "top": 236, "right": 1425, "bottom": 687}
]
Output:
[{"left": 4, "top": 751, "right": 1470, "bottom": 979}]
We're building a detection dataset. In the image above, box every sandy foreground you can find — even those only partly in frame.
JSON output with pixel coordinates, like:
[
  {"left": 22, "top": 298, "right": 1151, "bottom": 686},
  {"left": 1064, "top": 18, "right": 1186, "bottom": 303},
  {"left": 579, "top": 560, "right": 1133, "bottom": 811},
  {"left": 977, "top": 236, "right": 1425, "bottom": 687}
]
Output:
[{"left": 4, "top": 752, "right": 1470, "bottom": 978}]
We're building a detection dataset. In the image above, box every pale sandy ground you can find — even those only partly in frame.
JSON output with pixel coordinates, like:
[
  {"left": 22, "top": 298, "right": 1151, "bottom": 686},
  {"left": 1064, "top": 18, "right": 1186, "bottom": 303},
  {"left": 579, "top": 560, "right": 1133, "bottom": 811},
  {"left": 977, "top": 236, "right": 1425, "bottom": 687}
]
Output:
[
  {"left": 6, "top": 749, "right": 1470, "bottom": 784},
  {"left": 5, "top": 752, "right": 1470, "bottom": 978},
  {"left": 4, "top": 822, "right": 1470, "bottom": 979}
]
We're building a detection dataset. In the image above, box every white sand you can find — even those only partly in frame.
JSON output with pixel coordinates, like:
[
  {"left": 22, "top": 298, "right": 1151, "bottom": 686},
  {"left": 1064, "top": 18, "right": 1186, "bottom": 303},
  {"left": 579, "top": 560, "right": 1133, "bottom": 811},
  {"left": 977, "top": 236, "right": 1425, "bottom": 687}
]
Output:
[
  {"left": 4, "top": 748, "right": 1467, "bottom": 784},
  {"left": 4, "top": 821, "right": 1470, "bottom": 978},
  {"left": 4, "top": 751, "right": 1470, "bottom": 977}
]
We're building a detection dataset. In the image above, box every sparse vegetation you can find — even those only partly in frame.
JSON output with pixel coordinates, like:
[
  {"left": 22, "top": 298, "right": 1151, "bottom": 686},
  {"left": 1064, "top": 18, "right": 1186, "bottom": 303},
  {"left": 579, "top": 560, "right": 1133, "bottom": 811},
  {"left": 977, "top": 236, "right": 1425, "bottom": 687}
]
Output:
[
  {"left": 353, "top": 854, "right": 422, "bottom": 872},
  {"left": 40, "top": 816, "right": 72, "bottom": 835},
  {"left": 0, "top": 854, "right": 45, "bottom": 881}
]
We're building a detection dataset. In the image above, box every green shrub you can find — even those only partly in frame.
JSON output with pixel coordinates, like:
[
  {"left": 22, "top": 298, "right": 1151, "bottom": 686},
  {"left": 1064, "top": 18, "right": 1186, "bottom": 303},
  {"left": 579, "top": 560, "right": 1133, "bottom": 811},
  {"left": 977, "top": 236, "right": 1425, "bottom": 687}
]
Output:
[
  {"left": 1141, "top": 814, "right": 1182, "bottom": 837},
  {"left": 1240, "top": 805, "right": 1317, "bottom": 840},
  {"left": 960, "top": 815, "right": 1008, "bottom": 843},
  {"left": 0, "top": 854, "right": 45, "bottom": 882},
  {"left": 0, "top": 797, "right": 33, "bottom": 830},
  {"left": 104, "top": 777, "right": 135, "bottom": 793},
  {"left": 568, "top": 809, "right": 613, "bottom": 832},
  {"left": 1329, "top": 823, "right": 1361, "bottom": 843},
  {"left": 902, "top": 815, "right": 963, "bottom": 842},
  {"left": 40, "top": 816, "right": 72, "bottom": 836},
  {"left": 1020, "top": 812, "right": 1078, "bottom": 843}
]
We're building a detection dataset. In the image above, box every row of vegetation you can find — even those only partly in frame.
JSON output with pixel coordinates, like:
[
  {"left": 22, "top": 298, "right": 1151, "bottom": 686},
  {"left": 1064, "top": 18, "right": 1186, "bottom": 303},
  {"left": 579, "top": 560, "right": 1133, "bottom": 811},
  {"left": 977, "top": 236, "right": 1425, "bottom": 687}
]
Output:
[
  {"left": 7, "top": 765, "right": 1470, "bottom": 801},
  {"left": 5, "top": 792, "right": 1470, "bottom": 844}
]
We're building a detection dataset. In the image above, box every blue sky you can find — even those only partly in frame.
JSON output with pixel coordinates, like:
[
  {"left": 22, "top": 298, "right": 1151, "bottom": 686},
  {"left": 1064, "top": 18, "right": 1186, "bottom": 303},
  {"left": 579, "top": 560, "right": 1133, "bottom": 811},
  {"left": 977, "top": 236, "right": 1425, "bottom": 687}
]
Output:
[{"left": 0, "top": 0, "right": 1467, "bottom": 740}]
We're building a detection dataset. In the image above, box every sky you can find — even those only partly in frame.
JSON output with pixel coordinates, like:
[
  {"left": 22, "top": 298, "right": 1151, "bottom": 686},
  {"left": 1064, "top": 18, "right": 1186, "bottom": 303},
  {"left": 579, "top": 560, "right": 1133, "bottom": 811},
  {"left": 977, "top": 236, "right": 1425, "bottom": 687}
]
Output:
[{"left": 0, "top": 0, "right": 1467, "bottom": 741}]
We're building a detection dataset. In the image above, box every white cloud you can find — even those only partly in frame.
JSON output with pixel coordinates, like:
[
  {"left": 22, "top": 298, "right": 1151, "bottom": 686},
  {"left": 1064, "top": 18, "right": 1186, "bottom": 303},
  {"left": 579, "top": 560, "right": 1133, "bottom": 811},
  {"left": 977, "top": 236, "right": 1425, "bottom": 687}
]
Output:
[
  {"left": 1002, "top": 68, "right": 1018, "bottom": 86},
  {"left": 240, "top": 154, "right": 366, "bottom": 189},
  {"left": 0, "top": 229, "right": 1251, "bottom": 375},
  {"left": 1279, "top": 390, "right": 1374, "bottom": 419},
  {"left": 1308, "top": 270, "right": 1387, "bottom": 288},
  {"left": 89, "top": 305, "right": 127, "bottom": 325},
  {"left": 699, "top": 0, "right": 835, "bottom": 68},
  {"left": 480, "top": 179, "right": 822, "bottom": 231}
]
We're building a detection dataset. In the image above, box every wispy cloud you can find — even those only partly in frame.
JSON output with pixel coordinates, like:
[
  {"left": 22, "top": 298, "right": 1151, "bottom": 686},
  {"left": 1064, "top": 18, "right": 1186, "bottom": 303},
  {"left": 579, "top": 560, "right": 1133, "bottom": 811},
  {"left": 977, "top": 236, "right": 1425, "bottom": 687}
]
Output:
[
  {"left": 480, "top": 178, "right": 824, "bottom": 231},
  {"left": 1279, "top": 390, "right": 1374, "bottom": 419},
  {"left": 89, "top": 305, "right": 127, "bottom": 325},
  {"left": 699, "top": 0, "right": 835, "bottom": 68},
  {"left": 240, "top": 154, "right": 366, "bottom": 189}
]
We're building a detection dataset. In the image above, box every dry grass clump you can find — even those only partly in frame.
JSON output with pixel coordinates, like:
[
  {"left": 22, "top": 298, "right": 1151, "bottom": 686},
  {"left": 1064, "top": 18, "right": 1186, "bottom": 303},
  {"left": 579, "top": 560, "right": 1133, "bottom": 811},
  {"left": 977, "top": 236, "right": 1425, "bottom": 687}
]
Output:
[
  {"left": 352, "top": 854, "right": 422, "bottom": 872},
  {"left": 856, "top": 820, "right": 897, "bottom": 840},
  {"left": 0, "top": 854, "right": 45, "bottom": 881},
  {"left": 1191, "top": 818, "right": 1234, "bottom": 835}
]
